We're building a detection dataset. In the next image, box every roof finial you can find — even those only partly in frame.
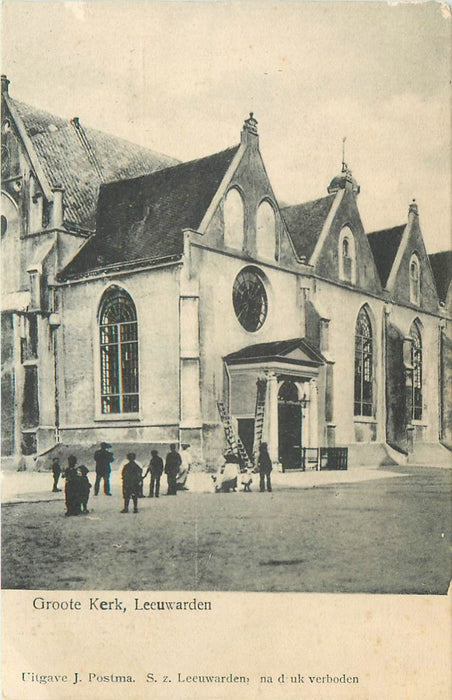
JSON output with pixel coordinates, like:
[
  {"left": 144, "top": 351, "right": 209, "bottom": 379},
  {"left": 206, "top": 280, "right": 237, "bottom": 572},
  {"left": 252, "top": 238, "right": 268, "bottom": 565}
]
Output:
[
  {"left": 342, "top": 136, "right": 347, "bottom": 173},
  {"left": 241, "top": 112, "right": 259, "bottom": 145},
  {"left": 409, "top": 198, "right": 419, "bottom": 216}
]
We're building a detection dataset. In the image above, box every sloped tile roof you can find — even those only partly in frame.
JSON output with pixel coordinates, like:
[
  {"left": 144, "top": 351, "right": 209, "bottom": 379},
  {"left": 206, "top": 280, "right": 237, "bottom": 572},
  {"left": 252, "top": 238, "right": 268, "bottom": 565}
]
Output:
[
  {"left": 367, "top": 225, "right": 406, "bottom": 287},
  {"left": 11, "top": 98, "right": 178, "bottom": 231},
  {"left": 281, "top": 195, "right": 336, "bottom": 261},
  {"left": 225, "top": 337, "right": 325, "bottom": 365},
  {"left": 429, "top": 251, "right": 452, "bottom": 303},
  {"left": 61, "top": 145, "right": 240, "bottom": 278}
]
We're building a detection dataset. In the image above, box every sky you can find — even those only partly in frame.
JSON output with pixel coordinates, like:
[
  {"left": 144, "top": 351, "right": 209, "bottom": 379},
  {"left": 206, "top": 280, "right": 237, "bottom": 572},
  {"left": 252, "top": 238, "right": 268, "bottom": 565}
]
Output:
[{"left": 2, "top": 1, "right": 451, "bottom": 252}]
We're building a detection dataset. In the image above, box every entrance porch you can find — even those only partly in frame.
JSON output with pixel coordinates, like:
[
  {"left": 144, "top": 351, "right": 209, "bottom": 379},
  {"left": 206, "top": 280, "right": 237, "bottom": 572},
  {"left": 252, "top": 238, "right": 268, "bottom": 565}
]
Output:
[{"left": 224, "top": 338, "right": 326, "bottom": 471}]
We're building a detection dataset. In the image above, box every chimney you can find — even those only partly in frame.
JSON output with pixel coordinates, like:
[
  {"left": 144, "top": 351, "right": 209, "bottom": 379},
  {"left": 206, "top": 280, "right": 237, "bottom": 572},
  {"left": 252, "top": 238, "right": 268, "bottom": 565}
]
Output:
[
  {"left": 1, "top": 75, "right": 10, "bottom": 95},
  {"left": 51, "top": 185, "right": 64, "bottom": 228},
  {"left": 408, "top": 198, "right": 418, "bottom": 217},
  {"left": 241, "top": 112, "right": 259, "bottom": 147}
]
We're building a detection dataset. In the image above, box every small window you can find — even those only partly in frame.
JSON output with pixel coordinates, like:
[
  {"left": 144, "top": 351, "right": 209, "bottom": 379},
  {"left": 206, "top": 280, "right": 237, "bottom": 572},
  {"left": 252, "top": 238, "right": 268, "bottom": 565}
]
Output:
[
  {"left": 409, "top": 255, "right": 420, "bottom": 305},
  {"left": 339, "top": 227, "right": 356, "bottom": 283},
  {"left": 99, "top": 287, "right": 139, "bottom": 414},
  {"left": 1, "top": 215, "right": 7, "bottom": 237}
]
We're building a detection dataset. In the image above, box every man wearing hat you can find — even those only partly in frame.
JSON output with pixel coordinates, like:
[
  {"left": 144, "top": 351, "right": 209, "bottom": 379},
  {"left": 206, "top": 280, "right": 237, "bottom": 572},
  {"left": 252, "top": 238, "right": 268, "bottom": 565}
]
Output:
[
  {"left": 164, "top": 444, "right": 182, "bottom": 495},
  {"left": 120, "top": 453, "right": 143, "bottom": 514},
  {"left": 93, "top": 442, "right": 114, "bottom": 496}
]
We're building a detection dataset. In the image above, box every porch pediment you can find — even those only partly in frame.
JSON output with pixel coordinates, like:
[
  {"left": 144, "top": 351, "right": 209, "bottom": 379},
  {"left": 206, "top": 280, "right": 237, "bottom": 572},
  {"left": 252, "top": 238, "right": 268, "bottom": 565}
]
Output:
[{"left": 224, "top": 337, "right": 325, "bottom": 367}]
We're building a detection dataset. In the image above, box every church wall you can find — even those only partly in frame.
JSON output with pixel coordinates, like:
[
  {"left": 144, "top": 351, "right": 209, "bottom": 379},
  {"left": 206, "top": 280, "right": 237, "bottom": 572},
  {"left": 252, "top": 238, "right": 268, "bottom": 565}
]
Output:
[
  {"left": 1, "top": 313, "right": 15, "bottom": 455},
  {"left": 312, "top": 278, "right": 386, "bottom": 448},
  {"left": 386, "top": 305, "right": 440, "bottom": 449},
  {"left": 191, "top": 244, "right": 316, "bottom": 463},
  {"left": 56, "top": 265, "right": 181, "bottom": 446}
]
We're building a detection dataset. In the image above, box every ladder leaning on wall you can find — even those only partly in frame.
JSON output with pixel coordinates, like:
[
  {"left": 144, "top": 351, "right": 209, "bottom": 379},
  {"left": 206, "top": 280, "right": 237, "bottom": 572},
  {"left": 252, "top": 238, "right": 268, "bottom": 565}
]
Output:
[
  {"left": 252, "top": 377, "right": 268, "bottom": 469},
  {"left": 217, "top": 401, "right": 252, "bottom": 470}
]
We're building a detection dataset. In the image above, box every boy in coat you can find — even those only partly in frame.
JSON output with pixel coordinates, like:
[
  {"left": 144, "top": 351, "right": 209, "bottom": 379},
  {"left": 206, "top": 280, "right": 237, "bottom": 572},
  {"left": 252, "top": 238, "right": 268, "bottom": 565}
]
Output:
[{"left": 120, "top": 453, "right": 143, "bottom": 513}]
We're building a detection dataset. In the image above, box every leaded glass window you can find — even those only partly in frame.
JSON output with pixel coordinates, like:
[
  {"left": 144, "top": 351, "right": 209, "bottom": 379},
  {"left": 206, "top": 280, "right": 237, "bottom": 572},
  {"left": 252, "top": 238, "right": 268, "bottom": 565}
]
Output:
[
  {"left": 411, "top": 323, "right": 422, "bottom": 420},
  {"left": 354, "top": 307, "right": 373, "bottom": 416},
  {"left": 99, "top": 288, "right": 139, "bottom": 414}
]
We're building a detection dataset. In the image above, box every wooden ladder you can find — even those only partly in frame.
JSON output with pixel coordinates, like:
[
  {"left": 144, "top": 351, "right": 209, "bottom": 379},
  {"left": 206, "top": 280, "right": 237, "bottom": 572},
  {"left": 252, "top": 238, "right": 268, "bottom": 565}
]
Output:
[
  {"left": 217, "top": 401, "right": 252, "bottom": 470},
  {"left": 252, "top": 377, "right": 267, "bottom": 467}
]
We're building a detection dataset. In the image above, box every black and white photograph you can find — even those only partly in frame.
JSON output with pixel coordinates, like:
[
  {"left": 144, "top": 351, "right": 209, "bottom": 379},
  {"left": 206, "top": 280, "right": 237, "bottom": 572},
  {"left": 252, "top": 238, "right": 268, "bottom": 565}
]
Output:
[
  {"left": 2, "top": 3, "right": 451, "bottom": 698},
  {"left": 1, "top": 1, "right": 450, "bottom": 600}
]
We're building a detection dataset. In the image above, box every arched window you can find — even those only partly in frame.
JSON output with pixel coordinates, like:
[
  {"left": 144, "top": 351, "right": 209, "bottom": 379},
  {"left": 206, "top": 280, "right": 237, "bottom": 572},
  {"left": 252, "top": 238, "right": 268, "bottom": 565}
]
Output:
[
  {"left": 409, "top": 254, "right": 420, "bottom": 305},
  {"left": 354, "top": 306, "right": 373, "bottom": 416},
  {"left": 99, "top": 287, "right": 139, "bottom": 414},
  {"left": 339, "top": 227, "right": 356, "bottom": 283},
  {"left": 410, "top": 322, "right": 422, "bottom": 420},
  {"left": 224, "top": 188, "right": 244, "bottom": 250},
  {"left": 256, "top": 200, "right": 276, "bottom": 260}
]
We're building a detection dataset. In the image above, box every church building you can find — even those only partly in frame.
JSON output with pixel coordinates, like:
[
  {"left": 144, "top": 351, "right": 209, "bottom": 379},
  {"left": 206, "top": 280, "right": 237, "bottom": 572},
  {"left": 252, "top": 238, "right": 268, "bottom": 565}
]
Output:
[{"left": 2, "top": 75, "right": 450, "bottom": 470}]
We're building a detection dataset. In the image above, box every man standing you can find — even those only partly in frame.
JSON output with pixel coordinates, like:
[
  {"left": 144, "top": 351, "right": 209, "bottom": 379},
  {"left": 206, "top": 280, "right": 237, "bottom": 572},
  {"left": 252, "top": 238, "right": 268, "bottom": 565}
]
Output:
[
  {"left": 120, "top": 452, "right": 143, "bottom": 514},
  {"left": 94, "top": 442, "right": 114, "bottom": 496},
  {"left": 143, "top": 449, "right": 164, "bottom": 498},
  {"left": 64, "top": 455, "right": 81, "bottom": 516},
  {"left": 258, "top": 442, "right": 272, "bottom": 493},
  {"left": 165, "top": 444, "right": 181, "bottom": 495}
]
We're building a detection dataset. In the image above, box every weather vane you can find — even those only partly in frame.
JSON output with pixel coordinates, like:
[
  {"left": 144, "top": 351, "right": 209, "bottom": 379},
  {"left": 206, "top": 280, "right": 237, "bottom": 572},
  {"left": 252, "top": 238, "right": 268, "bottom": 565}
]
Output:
[{"left": 342, "top": 136, "right": 347, "bottom": 172}]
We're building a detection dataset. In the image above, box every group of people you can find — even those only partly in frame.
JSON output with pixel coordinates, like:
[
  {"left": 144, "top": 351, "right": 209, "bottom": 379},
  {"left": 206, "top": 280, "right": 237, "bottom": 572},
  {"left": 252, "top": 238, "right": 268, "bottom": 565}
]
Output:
[
  {"left": 51, "top": 454, "right": 92, "bottom": 516},
  {"left": 52, "top": 440, "right": 273, "bottom": 515},
  {"left": 213, "top": 442, "right": 272, "bottom": 493},
  {"left": 51, "top": 442, "right": 193, "bottom": 516}
]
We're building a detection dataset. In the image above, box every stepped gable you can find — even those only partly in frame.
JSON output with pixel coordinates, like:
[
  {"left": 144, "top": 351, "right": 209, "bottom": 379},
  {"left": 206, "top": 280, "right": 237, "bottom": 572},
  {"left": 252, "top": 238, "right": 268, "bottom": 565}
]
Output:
[
  {"left": 61, "top": 145, "right": 240, "bottom": 278},
  {"left": 10, "top": 98, "right": 178, "bottom": 231},
  {"left": 281, "top": 195, "right": 336, "bottom": 261},
  {"left": 367, "top": 224, "right": 406, "bottom": 287}
]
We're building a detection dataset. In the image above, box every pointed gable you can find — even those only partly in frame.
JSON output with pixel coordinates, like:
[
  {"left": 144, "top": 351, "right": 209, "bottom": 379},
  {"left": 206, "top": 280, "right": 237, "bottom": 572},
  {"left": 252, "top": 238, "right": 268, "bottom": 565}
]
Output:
[
  {"left": 224, "top": 337, "right": 325, "bottom": 366},
  {"left": 61, "top": 146, "right": 240, "bottom": 278},
  {"left": 381, "top": 205, "right": 439, "bottom": 312},
  {"left": 294, "top": 187, "right": 382, "bottom": 294}
]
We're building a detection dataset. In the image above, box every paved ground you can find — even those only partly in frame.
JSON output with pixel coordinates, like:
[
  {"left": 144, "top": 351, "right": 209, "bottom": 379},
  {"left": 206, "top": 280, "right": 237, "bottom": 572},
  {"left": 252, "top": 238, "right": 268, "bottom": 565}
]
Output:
[{"left": 1, "top": 466, "right": 450, "bottom": 593}]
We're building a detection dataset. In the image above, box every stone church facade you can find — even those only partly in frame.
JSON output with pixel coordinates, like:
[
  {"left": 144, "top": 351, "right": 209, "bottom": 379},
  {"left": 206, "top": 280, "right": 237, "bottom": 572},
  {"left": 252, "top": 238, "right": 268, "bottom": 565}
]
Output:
[{"left": 1, "top": 76, "right": 450, "bottom": 470}]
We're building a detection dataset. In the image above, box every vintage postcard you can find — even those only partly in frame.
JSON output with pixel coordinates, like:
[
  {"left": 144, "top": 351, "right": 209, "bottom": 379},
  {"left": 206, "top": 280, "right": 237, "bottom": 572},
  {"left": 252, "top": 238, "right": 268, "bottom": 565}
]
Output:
[{"left": 1, "top": 1, "right": 451, "bottom": 698}]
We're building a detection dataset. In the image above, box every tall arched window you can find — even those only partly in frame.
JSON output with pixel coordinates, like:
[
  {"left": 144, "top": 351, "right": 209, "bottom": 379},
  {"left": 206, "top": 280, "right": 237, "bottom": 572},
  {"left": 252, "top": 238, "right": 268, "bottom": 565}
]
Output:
[
  {"left": 224, "top": 188, "right": 244, "bottom": 250},
  {"left": 339, "top": 226, "right": 356, "bottom": 283},
  {"left": 410, "top": 322, "right": 422, "bottom": 420},
  {"left": 99, "top": 287, "right": 139, "bottom": 414},
  {"left": 354, "top": 306, "right": 373, "bottom": 416},
  {"left": 256, "top": 200, "right": 276, "bottom": 260},
  {"left": 409, "top": 254, "right": 420, "bottom": 305}
]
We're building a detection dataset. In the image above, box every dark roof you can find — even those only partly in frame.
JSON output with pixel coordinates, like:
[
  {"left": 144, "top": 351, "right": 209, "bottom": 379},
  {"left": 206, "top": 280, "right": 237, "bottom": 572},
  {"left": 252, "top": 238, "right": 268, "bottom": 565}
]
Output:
[
  {"left": 281, "top": 195, "right": 336, "bottom": 260},
  {"left": 367, "top": 224, "right": 406, "bottom": 287},
  {"left": 61, "top": 145, "right": 240, "bottom": 278},
  {"left": 10, "top": 98, "right": 178, "bottom": 230},
  {"left": 429, "top": 251, "right": 452, "bottom": 303},
  {"left": 224, "top": 337, "right": 325, "bottom": 365}
]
